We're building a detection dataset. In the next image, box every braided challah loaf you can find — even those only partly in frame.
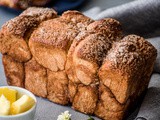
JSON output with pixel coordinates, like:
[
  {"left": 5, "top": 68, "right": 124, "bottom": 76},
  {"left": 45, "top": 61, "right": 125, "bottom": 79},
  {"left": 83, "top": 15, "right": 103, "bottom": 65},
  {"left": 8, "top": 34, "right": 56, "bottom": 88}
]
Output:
[{"left": 0, "top": 7, "right": 157, "bottom": 120}]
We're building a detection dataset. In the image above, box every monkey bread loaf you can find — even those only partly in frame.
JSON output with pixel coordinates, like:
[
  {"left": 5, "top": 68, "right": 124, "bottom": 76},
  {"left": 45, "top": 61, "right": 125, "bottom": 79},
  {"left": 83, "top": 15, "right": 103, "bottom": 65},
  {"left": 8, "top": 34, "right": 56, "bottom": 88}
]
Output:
[{"left": 0, "top": 7, "right": 157, "bottom": 120}]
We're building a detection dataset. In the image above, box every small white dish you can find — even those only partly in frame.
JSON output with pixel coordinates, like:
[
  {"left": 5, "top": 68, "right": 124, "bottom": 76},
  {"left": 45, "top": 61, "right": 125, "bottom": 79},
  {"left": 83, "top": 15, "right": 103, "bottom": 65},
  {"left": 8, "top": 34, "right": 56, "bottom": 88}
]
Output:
[{"left": 0, "top": 86, "right": 37, "bottom": 120}]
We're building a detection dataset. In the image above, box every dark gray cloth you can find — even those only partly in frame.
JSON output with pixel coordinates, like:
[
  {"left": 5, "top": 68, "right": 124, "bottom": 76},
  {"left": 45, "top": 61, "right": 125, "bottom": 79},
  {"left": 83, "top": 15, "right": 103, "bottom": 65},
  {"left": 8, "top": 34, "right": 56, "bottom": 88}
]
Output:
[
  {"left": 147, "top": 38, "right": 160, "bottom": 74},
  {"left": 96, "top": 0, "right": 160, "bottom": 38},
  {"left": 136, "top": 74, "right": 160, "bottom": 120}
]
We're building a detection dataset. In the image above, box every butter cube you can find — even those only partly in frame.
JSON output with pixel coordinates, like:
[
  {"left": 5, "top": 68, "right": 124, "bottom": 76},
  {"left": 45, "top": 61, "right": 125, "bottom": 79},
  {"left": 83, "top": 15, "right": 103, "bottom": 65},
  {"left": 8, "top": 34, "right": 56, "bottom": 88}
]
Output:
[
  {"left": 10, "top": 95, "right": 35, "bottom": 115},
  {"left": 0, "top": 88, "right": 17, "bottom": 104},
  {"left": 0, "top": 95, "right": 10, "bottom": 115}
]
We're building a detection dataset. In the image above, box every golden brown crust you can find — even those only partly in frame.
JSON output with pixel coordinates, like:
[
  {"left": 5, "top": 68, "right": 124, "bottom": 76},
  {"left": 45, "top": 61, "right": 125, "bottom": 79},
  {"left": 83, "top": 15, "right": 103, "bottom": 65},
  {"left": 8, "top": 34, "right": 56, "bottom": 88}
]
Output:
[
  {"left": 29, "top": 11, "right": 92, "bottom": 71},
  {"left": 20, "top": 7, "right": 57, "bottom": 22},
  {"left": 61, "top": 10, "right": 94, "bottom": 30},
  {"left": 72, "top": 85, "right": 98, "bottom": 114},
  {"left": 87, "top": 18, "right": 122, "bottom": 40},
  {"left": 29, "top": 10, "right": 93, "bottom": 49},
  {"left": 66, "top": 18, "right": 122, "bottom": 73},
  {"left": 0, "top": 36, "right": 31, "bottom": 62},
  {"left": 1, "top": 15, "right": 38, "bottom": 38},
  {"left": 94, "top": 102, "right": 124, "bottom": 120},
  {"left": 47, "top": 70, "right": 69, "bottom": 105},
  {"left": 2, "top": 55, "right": 24, "bottom": 87},
  {"left": 65, "top": 18, "right": 123, "bottom": 116},
  {"left": 0, "top": 15, "right": 38, "bottom": 62},
  {"left": 29, "top": 43, "right": 67, "bottom": 71},
  {"left": 28, "top": 19, "right": 77, "bottom": 71},
  {"left": 68, "top": 81, "right": 78, "bottom": 103},
  {"left": 94, "top": 83, "right": 129, "bottom": 120},
  {"left": 99, "top": 35, "right": 157, "bottom": 104},
  {"left": 66, "top": 18, "right": 122, "bottom": 85},
  {"left": 29, "top": 18, "right": 77, "bottom": 50},
  {"left": 104, "top": 35, "right": 157, "bottom": 74},
  {"left": 77, "top": 34, "right": 112, "bottom": 66},
  {"left": 0, "top": 7, "right": 58, "bottom": 62},
  {"left": 25, "top": 58, "right": 47, "bottom": 98}
]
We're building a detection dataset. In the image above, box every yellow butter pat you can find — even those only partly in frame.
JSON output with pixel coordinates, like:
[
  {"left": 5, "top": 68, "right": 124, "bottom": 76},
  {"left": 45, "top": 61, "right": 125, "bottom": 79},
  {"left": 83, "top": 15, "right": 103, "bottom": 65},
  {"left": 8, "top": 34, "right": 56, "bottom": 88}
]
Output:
[
  {"left": 0, "top": 95, "right": 10, "bottom": 116},
  {"left": 10, "top": 95, "right": 35, "bottom": 115},
  {"left": 0, "top": 88, "right": 17, "bottom": 104}
]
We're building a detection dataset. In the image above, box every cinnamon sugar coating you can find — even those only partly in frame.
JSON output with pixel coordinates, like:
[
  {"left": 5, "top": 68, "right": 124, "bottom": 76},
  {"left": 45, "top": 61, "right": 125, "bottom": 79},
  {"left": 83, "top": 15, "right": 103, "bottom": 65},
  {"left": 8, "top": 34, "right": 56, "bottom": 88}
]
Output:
[
  {"left": 61, "top": 11, "right": 94, "bottom": 28},
  {"left": 77, "top": 34, "right": 112, "bottom": 66},
  {"left": 1, "top": 15, "right": 38, "bottom": 38},
  {"left": 87, "top": 18, "right": 122, "bottom": 40},
  {"left": 0, "top": 15, "right": 37, "bottom": 62},
  {"left": 29, "top": 18, "right": 78, "bottom": 50},
  {"left": 20, "top": 7, "right": 57, "bottom": 22},
  {"left": 98, "top": 35, "right": 157, "bottom": 119},
  {"left": 105, "top": 35, "right": 157, "bottom": 74},
  {"left": 74, "top": 18, "right": 123, "bottom": 66},
  {"left": 29, "top": 10, "right": 93, "bottom": 71},
  {"left": 0, "top": 7, "right": 57, "bottom": 62}
]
